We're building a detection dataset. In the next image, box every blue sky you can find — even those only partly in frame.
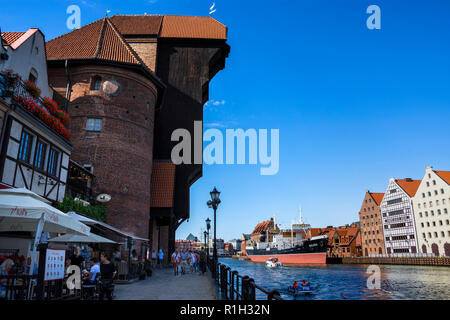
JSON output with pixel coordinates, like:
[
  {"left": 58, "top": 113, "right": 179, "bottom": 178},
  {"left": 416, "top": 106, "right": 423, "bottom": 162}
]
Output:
[{"left": 2, "top": 1, "right": 449, "bottom": 242}]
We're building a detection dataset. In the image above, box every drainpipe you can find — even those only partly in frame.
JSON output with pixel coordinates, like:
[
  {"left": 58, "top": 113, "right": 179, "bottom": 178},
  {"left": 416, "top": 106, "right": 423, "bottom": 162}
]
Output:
[{"left": 64, "top": 59, "right": 71, "bottom": 112}]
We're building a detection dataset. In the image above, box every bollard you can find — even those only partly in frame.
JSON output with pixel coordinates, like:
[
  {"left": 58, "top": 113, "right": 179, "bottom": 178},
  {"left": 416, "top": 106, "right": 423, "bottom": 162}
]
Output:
[
  {"left": 241, "top": 276, "right": 249, "bottom": 300},
  {"left": 268, "top": 289, "right": 281, "bottom": 300},
  {"left": 248, "top": 278, "right": 256, "bottom": 300}
]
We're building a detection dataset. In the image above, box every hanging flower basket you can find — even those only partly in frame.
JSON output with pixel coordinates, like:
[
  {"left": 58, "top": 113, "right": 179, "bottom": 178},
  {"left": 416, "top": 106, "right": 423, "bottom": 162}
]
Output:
[
  {"left": 54, "top": 110, "right": 70, "bottom": 126},
  {"left": 24, "top": 80, "right": 41, "bottom": 98},
  {"left": 16, "top": 95, "right": 71, "bottom": 141},
  {"left": 42, "top": 97, "right": 59, "bottom": 115}
]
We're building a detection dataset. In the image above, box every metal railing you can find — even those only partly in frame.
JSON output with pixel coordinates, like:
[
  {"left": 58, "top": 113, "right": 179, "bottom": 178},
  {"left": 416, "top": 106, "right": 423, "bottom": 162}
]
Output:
[{"left": 207, "top": 259, "right": 282, "bottom": 300}]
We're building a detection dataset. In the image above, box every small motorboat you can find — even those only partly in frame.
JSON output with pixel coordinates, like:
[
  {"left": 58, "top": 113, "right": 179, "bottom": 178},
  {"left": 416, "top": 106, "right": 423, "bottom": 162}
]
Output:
[
  {"left": 265, "top": 257, "right": 282, "bottom": 268},
  {"left": 287, "top": 283, "right": 315, "bottom": 296}
]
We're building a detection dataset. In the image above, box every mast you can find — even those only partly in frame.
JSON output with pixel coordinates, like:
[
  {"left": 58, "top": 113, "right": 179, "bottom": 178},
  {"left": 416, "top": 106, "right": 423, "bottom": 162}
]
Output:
[{"left": 299, "top": 204, "right": 303, "bottom": 225}]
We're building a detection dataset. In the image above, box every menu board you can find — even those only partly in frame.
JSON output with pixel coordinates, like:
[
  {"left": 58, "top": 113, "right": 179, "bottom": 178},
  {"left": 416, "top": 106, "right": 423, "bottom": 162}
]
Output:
[{"left": 44, "top": 249, "right": 65, "bottom": 281}]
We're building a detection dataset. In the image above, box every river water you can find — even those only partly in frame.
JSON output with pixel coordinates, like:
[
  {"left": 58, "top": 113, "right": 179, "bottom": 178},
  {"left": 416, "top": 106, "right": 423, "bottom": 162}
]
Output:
[{"left": 219, "top": 258, "right": 450, "bottom": 300}]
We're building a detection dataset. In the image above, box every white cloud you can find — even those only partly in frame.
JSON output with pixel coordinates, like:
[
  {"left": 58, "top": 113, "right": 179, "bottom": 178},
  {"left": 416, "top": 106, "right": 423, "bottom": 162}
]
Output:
[{"left": 205, "top": 99, "right": 226, "bottom": 108}]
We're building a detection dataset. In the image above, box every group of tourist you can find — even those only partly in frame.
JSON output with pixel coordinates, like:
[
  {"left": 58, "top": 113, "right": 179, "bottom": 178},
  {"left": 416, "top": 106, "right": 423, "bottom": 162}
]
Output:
[
  {"left": 171, "top": 248, "right": 207, "bottom": 276},
  {"left": 65, "top": 247, "right": 117, "bottom": 300}
]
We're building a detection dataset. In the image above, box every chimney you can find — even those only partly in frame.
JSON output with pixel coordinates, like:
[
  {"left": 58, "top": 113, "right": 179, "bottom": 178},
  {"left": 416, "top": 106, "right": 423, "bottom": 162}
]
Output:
[{"left": 405, "top": 178, "right": 413, "bottom": 182}]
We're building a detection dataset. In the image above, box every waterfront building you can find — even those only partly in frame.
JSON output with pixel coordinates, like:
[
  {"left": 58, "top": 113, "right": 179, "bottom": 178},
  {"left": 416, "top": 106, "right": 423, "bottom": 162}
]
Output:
[
  {"left": 300, "top": 224, "right": 362, "bottom": 257},
  {"left": 0, "top": 29, "right": 72, "bottom": 202},
  {"left": 380, "top": 178, "right": 421, "bottom": 255},
  {"left": 228, "top": 238, "right": 242, "bottom": 254},
  {"left": 250, "top": 218, "right": 279, "bottom": 244},
  {"left": 45, "top": 15, "right": 229, "bottom": 255},
  {"left": 208, "top": 238, "right": 225, "bottom": 256},
  {"left": 359, "top": 191, "right": 385, "bottom": 256},
  {"left": 240, "top": 233, "right": 251, "bottom": 255},
  {"left": 412, "top": 167, "right": 450, "bottom": 257}
]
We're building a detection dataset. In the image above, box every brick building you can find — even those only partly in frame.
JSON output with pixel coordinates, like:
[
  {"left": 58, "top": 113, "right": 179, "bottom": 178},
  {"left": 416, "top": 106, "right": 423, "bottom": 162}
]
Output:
[
  {"left": 45, "top": 15, "right": 229, "bottom": 257},
  {"left": 313, "top": 224, "right": 362, "bottom": 257},
  {"left": 359, "top": 191, "right": 385, "bottom": 256},
  {"left": 250, "top": 218, "right": 279, "bottom": 244}
]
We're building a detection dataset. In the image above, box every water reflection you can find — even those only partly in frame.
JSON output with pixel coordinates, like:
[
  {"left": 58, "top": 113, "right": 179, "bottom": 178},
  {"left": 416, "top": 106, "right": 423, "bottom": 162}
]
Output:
[{"left": 219, "top": 258, "right": 450, "bottom": 300}]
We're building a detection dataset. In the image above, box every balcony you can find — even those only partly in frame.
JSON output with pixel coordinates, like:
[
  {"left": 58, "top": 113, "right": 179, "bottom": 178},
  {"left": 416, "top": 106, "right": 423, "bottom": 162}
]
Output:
[{"left": 0, "top": 70, "right": 71, "bottom": 141}]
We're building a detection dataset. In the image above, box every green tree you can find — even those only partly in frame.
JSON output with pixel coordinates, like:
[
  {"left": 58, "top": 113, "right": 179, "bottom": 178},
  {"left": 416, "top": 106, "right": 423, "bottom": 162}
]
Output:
[{"left": 56, "top": 193, "right": 107, "bottom": 222}]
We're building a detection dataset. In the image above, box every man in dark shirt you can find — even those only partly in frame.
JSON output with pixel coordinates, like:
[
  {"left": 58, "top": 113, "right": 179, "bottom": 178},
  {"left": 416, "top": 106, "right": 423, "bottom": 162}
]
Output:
[
  {"left": 99, "top": 252, "right": 116, "bottom": 300},
  {"left": 70, "top": 247, "right": 85, "bottom": 269}
]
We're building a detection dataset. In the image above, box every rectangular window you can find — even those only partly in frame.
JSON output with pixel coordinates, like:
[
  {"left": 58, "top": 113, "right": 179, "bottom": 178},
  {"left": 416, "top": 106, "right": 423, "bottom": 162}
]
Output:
[
  {"left": 18, "top": 131, "right": 33, "bottom": 163},
  {"left": 33, "top": 140, "right": 47, "bottom": 170},
  {"left": 86, "top": 118, "right": 102, "bottom": 131},
  {"left": 47, "top": 149, "right": 59, "bottom": 176},
  {"left": 389, "top": 209, "right": 404, "bottom": 216},
  {"left": 387, "top": 198, "right": 402, "bottom": 205}
]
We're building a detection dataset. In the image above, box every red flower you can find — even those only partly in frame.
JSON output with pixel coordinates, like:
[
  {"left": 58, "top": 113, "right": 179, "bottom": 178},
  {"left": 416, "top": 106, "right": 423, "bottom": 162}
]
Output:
[
  {"left": 16, "top": 95, "right": 71, "bottom": 141},
  {"left": 42, "top": 97, "right": 59, "bottom": 115},
  {"left": 24, "top": 81, "right": 41, "bottom": 98}
]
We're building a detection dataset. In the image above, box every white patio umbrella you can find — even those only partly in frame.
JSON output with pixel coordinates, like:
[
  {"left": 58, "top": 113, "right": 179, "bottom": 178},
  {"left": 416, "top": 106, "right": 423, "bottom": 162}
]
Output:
[
  {"left": 48, "top": 232, "right": 117, "bottom": 244},
  {"left": 0, "top": 188, "right": 90, "bottom": 276}
]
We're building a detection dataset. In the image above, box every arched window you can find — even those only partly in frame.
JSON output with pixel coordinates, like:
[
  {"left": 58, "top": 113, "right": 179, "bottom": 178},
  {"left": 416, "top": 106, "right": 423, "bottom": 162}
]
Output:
[
  {"left": 28, "top": 68, "right": 38, "bottom": 83},
  {"left": 91, "top": 76, "right": 102, "bottom": 91}
]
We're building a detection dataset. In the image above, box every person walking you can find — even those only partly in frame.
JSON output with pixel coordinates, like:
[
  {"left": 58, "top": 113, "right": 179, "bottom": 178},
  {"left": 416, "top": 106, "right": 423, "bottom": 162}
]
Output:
[
  {"left": 199, "top": 248, "right": 207, "bottom": 275},
  {"left": 99, "top": 253, "right": 116, "bottom": 300},
  {"left": 158, "top": 249, "right": 164, "bottom": 268},
  {"left": 151, "top": 250, "right": 157, "bottom": 266},
  {"left": 171, "top": 250, "right": 180, "bottom": 276},
  {"left": 181, "top": 249, "right": 189, "bottom": 275}
]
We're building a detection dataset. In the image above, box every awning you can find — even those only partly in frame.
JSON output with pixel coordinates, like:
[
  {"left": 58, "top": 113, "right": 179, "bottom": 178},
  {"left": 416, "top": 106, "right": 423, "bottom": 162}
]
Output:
[
  {"left": 66, "top": 211, "right": 148, "bottom": 242},
  {"left": 48, "top": 232, "right": 117, "bottom": 244},
  {"left": 0, "top": 188, "right": 90, "bottom": 235}
]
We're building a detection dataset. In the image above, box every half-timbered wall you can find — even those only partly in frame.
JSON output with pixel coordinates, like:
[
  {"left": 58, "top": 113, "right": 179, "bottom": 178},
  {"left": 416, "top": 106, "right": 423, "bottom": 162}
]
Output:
[
  {"left": 0, "top": 114, "right": 70, "bottom": 202},
  {"left": 381, "top": 179, "right": 419, "bottom": 254}
]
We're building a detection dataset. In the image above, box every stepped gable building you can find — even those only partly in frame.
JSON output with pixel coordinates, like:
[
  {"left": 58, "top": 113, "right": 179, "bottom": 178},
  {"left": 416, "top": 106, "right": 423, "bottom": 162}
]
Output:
[
  {"left": 359, "top": 191, "right": 385, "bottom": 256},
  {"left": 412, "top": 167, "right": 450, "bottom": 257},
  {"left": 380, "top": 178, "right": 421, "bottom": 255},
  {"left": 46, "top": 15, "right": 229, "bottom": 256}
]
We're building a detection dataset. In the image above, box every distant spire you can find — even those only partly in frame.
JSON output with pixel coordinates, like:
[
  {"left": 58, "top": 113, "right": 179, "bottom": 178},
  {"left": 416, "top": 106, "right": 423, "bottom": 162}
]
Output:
[{"left": 106, "top": 10, "right": 111, "bottom": 17}]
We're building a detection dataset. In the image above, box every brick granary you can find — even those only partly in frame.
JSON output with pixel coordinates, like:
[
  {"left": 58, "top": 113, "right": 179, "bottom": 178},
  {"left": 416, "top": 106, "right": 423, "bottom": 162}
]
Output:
[{"left": 46, "top": 15, "right": 230, "bottom": 258}]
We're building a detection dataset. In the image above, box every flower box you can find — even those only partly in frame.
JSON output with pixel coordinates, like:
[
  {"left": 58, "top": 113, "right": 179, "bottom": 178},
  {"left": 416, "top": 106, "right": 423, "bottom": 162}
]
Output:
[{"left": 24, "top": 80, "right": 41, "bottom": 98}]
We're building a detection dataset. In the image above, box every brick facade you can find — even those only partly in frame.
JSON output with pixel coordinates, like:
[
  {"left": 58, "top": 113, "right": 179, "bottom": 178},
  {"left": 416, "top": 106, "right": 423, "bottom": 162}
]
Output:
[
  {"left": 48, "top": 64, "right": 158, "bottom": 239},
  {"left": 359, "top": 191, "right": 386, "bottom": 256}
]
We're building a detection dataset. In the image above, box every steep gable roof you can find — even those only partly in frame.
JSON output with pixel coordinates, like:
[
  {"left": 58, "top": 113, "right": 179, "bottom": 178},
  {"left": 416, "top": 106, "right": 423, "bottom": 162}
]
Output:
[
  {"left": 251, "top": 219, "right": 274, "bottom": 235},
  {"left": 368, "top": 192, "right": 384, "bottom": 206},
  {"left": 2, "top": 29, "right": 40, "bottom": 50},
  {"left": 2, "top": 32, "right": 25, "bottom": 46},
  {"left": 434, "top": 170, "right": 450, "bottom": 185},
  {"left": 395, "top": 179, "right": 422, "bottom": 197},
  {"left": 46, "top": 18, "right": 141, "bottom": 65}
]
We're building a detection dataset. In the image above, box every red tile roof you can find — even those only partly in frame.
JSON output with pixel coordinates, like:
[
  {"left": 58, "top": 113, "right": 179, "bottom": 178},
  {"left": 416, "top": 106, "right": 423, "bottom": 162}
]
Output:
[
  {"left": 251, "top": 219, "right": 274, "bottom": 235},
  {"left": 160, "top": 15, "right": 227, "bottom": 40},
  {"left": 109, "top": 15, "right": 163, "bottom": 36},
  {"left": 47, "top": 18, "right": 141, "bottom": 65},
  {"left": 369, "top": 192, "right": 384, "bottom": 206},
  {"left": 434, "top": 170, "right": 450, "bottom": 185},
  {"left": 1, "top": 32, "right": 25, "bottom": 45},
  {"left": 150, "top": 162, "right": 176, "bottom": 208},
  {"left": 395, "top": 179, "right": 422, "bottom": 197}
]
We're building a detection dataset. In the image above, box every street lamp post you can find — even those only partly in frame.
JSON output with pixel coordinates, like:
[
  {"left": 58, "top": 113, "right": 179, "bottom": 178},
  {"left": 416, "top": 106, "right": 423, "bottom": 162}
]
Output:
[
  {"left": 203, "top": 230, "right": 208, "bottom": 254},
  {"left": 205, "top": 218, "right": 211, "bottom": 259},
  {"left": 207, "top": 187, "right": 221, "bottom": 264}
]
